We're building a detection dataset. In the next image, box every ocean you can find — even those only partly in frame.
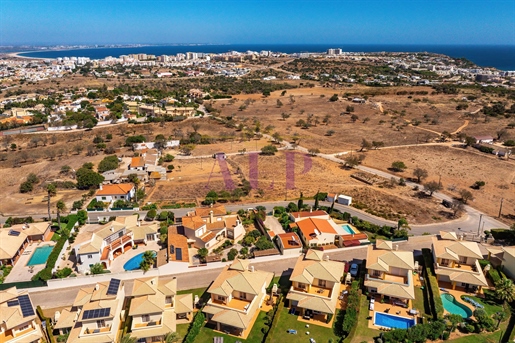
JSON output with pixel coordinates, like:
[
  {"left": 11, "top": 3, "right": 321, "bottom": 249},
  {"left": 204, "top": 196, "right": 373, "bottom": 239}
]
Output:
[{"left": 18, "top": 44, "right": 515, "bottom": 71}]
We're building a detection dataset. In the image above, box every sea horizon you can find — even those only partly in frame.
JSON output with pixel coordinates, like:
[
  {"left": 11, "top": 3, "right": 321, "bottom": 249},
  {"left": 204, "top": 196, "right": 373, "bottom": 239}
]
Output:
[{"left": 14, "top": 43, "right": 515, "bottom": 71}]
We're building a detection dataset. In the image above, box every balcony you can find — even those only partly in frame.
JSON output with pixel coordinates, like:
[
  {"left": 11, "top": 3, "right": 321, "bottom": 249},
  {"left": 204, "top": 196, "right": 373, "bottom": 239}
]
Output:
[
  {"left": 210, "top": 297, "right": 253, "bottom": 312},
  {"left": 291, "top": 285, "right": 333, "bottom": 298},
  {"left": 435, "top": 260, "right": 480, "bottom": 274},
  {"left": 83, "top": 326, "right": 111, "bottom": 335},
  {"left": 133, "top": 319, "right": 162, "bottom": 329},
  {"left": 365, "top": 273, "right": 409, "bottom": 286}
]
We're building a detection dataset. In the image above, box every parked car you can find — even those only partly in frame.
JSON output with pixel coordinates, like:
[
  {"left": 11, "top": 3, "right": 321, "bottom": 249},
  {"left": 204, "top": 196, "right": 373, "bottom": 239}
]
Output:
[{"left": 350, "top": 263, "right": 359, "bottom": 277}]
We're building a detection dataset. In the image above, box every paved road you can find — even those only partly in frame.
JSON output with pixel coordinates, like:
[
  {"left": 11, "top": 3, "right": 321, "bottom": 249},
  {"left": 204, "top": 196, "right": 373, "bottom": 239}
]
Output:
[{"left": 30, "top": 236, "right": 433, "bottom": 309}]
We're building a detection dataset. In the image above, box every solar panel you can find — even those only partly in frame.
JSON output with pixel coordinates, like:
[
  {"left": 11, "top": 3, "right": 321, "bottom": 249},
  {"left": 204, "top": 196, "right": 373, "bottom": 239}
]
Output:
[
  {"left": 7, "top": 300, "right": 19, "bottom": 307},
  {"left": 8, "top": 229, "right": 20, "bottom": 236},
  {"left": 82, "top": 307, "right": 111, "bottom": 320},
  {"left": 106, "top": 278, "right": 121, "bottom": 295},
  {"left": 18, "top": 295, "right": 35, "bottom": 317}
]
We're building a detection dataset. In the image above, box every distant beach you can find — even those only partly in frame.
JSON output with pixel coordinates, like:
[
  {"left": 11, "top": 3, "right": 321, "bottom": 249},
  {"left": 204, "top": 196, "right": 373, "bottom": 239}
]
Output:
[{"left": 12, "top": 44, "right": 515, "bottom": 70}]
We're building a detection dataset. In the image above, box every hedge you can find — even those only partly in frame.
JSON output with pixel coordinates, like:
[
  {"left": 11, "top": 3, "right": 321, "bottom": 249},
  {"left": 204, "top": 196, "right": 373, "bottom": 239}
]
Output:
[
  {"left": 490, "top": 229, "right": 514, "bottom": 240},
  {"left": 488, "top": 268, "right": 501, "bottom": 284},
  {"left": 183, "top": 310, "right": 205, "bottom": 343},
  {"left": 422, "top": 248, "right": 444, "bottom": 319},
  {"left": 263, "top": 295, "right": 284, "bottom": 343},
  {"left": 33, "top": 216, "right": 78, "bottom": 282},
  {"left": 342, "top": 281, "right": 360, "bottom": 335},
  {"left": 36, "top": 305, "right": 56, "bottom": 343}
]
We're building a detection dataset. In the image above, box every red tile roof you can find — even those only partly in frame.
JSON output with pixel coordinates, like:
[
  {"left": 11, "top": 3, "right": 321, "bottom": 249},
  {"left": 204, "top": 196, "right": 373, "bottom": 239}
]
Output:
[
  {"left": 277, "top": 233, "right": 302, "bottom": 249},
  {"left": 290, "top": 210, "right": 328, "bottom": 218},
  {"left": 297, "top": 218, "right": 338, "bottom": 237},
  {"left": 96, "top": 183, "right": 134, "bottom": 196}
]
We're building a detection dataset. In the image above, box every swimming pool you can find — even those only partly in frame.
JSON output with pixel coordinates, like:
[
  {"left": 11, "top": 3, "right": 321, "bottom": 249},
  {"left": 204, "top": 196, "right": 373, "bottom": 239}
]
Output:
[
  {"left": 441, "top": 293, "right": 472, "bottom": 318},
  {"left": 374, "top": 312, "right": 416, "bottom": 329},
  {"left": 341, "top": 224, "right": 356, "bottom": 235},
  {"left": 123, "top": 251, "right": 156, "bottom": 271},
  {"left": 27, "top": 245, "right": 54, "bottom": 266}
]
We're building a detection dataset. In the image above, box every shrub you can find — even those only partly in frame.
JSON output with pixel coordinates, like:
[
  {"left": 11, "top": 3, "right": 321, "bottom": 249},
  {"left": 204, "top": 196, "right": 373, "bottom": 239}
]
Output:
[
  {"left": 55, "top": 267, "right": 73, "bottom": 278},
  {"left": 487, "top": 268, "right": 501, "bottom": 284},
  {"left": 183, "top": 311, "right": 205, "bottom": 343},
  {"left": 227, "top": 248, "right": 238, "bottom": 261},
  {"left": 97, "top": 155, "right": 119, "bottom": 173},
  {"left": 261, "top": 144, "right": 278, "bottom": 155},
  {"left": 422, "top": 248, "right": 444, "bottom": 319},
  {"left": 146, "top": 209, "right": 157, "bottom": 220}
]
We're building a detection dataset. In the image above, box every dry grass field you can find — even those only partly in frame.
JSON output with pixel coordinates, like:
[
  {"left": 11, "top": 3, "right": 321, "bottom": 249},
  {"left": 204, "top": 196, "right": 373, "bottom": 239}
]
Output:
[
  {"left": 212, "top": 86, "right": 514, "bottom": 154},
  {"left": 147, "top": 151, "right": 452, "bottom": 224},
  {"left": 362, "top": 145, "right": 515, "bottom": 225}
]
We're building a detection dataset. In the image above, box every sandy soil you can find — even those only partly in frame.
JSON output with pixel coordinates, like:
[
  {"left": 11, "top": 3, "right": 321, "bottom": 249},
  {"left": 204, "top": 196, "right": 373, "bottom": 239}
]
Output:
[{"left": 362, "top": 145, "right": 515, "bottom": 225}]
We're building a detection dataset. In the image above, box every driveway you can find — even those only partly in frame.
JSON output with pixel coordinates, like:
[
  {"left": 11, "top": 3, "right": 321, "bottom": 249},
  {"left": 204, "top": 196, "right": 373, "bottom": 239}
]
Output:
[{"left": 264, "top": 216, "right": 285, "bottom": 235}]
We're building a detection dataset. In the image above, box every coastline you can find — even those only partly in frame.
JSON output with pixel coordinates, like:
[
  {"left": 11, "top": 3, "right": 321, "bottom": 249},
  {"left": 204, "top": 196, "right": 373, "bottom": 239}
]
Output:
[{"left": 5, "top": 51, "right": 51, "bottom": 60}]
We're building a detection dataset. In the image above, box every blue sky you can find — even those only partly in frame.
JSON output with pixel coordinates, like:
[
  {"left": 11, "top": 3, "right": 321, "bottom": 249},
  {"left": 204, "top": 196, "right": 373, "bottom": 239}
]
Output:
[{"left": 1, "top": 0, "right": 514, "bottom": 45}]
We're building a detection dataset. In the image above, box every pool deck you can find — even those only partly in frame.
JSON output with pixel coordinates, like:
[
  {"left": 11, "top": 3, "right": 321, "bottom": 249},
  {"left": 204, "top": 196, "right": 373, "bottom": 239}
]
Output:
[
  {"left": 108, "top": 241, "right": 161, "bottom": 273},
  {"left": 4, "top": 242, "right": 56, "bottom": 283},
  {"left": 438, "top": 283, "right": 476, "bottom": 318}
]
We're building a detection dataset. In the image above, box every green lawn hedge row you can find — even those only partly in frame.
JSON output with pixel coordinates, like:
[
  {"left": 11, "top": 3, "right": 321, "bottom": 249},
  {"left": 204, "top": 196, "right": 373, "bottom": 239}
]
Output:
[
  {"left": 422, "top": 248, "right": 444, "bottom": 319},
  {"left": 264, "top": 295, "right": 285, "bottom": 343},
  {"left": 183, "top": 310, "right": 205, "bottom": 343},
  {"left": 36, "top": 305, "right": 56, "bottom": 343}
]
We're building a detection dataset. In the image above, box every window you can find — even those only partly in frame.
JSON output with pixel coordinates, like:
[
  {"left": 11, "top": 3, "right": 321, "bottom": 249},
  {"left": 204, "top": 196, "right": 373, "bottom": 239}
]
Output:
[
  {"left": 17, "top": 324, "right": 30, "bottom": 332},
  {"left": 88, "top": 255, "right": 93, "bottom": 259},
  {"left": 239, "top": 292, "right": 246, "bottom": 300},
  {"left": 165, "top": 296, "right": 172, "bottom": 305},
  {"left": 118, "top": 231, "right": 124, "bottom": 238},
  {"left": 137, "top": 338, "right": 146, "bottom": 343},
  {"left": 141, "top": 314, "right": 150, "bottom": 322},
  {"left": 151, "top": 337, "right": 161, "bottom": 342},
  {"left": 460, "top": 257, "right": 468, "bottom": 264},
  {"left": 96, "top": 320, "right": 106, "bottom": 328},
  {"left": 373, "top": 270, "right": 381, "bottom": 277},
  {"left": 441, "top": 258, "right": 449, "bottom": 266},
  {"left": 318, "top": 280, "right": 326, "bottom": 287},
  {"left": 297, "top": 283, "right": 306, "bottom": 289},
  {"left": 102, "top": 197, "right": 106, "bottom": 200},
  {"left": 217, "top": 295, "right": 225, "bottom": 302}
]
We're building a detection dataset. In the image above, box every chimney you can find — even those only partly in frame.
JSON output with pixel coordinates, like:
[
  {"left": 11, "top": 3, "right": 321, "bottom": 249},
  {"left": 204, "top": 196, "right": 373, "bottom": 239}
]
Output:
[
  {"left": 324, "top": 255, "right": 329, "bottom": 261},
  {"left": 249, "top": 266, "right": 255, "bottom": 272},
  {"left": 310, "top": 207, "right": 312, "bottom": 213},
  {"left": 395, "top": 245, "right": 399, "bottom": 251},
  {"left": 99, "top": 184, "right": 103, "bottom": 190},
  {"left": 94, "top": 283, "right": 99, "bottom": 291},
  {"left": 210, "top": 211, "right": 214, "bottom": 224},
  {"left": 137, "top": 220, "right": 140, "bottom": 227},
  {"left": 110, "top": 225, "right": 114, "bottom": 232},
  {"left": 150, "top": 279, "right": 154, "bottom": 285}
]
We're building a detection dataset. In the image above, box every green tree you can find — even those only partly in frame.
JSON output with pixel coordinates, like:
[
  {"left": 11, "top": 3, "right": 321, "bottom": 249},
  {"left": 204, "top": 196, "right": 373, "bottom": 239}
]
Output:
[
  {"left": 46, "top": 184, "right": 57, "bottom": 221},
  {"left": 308, "top": 148, "right": 320, "bottom": 156},
  {"left": 329, "top": 94, "right": 339, "bottom": 102},
  {"left": 360, "top": 138, "right": 372, "bottom": 152},
  {"left": 139, "top": 251, "right": 156, "bottom": 272},
  {"left": 77, "top": 210, "right": 88, "bottom": 225},
  {"left": 459, "top": 189, "right": 474, "bottom": 204},
  {"left": 56, "top": 200, "right": 66, "bottom": 230},
  {"left": 90, "top": 263, "right": 104, "bottom": 274},
  {"left": 227, "top": 248, "right": 238, "bottom": 260},
  {"left": 97, "top": 155, "right": 119, "bottom": 173},
  {"left": 397, "top": 217, "right": 410, "bottom": 230},
  {"left": 413, "top": 167, "right": 428, "bottom": 183},
  {"left": 424, "top": 181, "right": 442, "bottom": 196},
  {"left": 260, "top": 145, "right": 278, "bottom": 156},
  {"left": 391, "top": 161, "right": 407, "bottom": 172},
  {"left": 495, "top": 278, "right": 515, "bottom": 303},
  {"left": 76, "top": 167, "right": 104, "bottom": 190},
  {"left": 297, "top": 192, "right": 304, "bottom": 211},
  {"left": 197, "top": 248, "right": 208, "bottom": 262},
  {"left": 255, "top": 236, "right": 274, "bottom": 250},
  {"left": 493, "top": 311, "right": 507, "bottom": 329}
]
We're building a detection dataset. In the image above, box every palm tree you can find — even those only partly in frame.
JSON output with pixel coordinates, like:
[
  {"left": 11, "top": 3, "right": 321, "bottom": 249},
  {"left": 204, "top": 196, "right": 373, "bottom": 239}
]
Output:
[
  {"left": 120, "top": 334, "right": 137, "bottom": 343},
  {"left": 56, "top": 200, "right": 66, "bottom": 230},
  {"left": 139, "top": 250, "right": 156, "bottom": 272},
  {"left": 46, "top": 184, "right": 56, "bottom": 221},
  {"left": 495, "top": 278, "right": 515, "bottom": 303},
  {"left": 163, "top": 332, "right": 181, "bottom": 343}
]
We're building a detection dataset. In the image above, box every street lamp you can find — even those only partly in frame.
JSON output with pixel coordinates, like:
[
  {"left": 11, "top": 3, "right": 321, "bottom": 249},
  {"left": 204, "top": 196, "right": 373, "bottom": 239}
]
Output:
[{"left": 477, "top": 214, "right": 483, "bottom": 236}]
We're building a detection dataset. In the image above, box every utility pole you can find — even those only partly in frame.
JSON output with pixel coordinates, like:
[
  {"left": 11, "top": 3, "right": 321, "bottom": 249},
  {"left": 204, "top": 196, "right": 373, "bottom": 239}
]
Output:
[
  {"left": 498, "top": 198, "right": 504, "bottom": 218},
  {"left": 477, "top": 214, "right": 483, "bottom": 235}
]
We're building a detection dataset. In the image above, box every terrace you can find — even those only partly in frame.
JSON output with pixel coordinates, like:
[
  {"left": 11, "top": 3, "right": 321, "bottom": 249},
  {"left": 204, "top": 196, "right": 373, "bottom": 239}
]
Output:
[
  {"left": 435, "top": 260, "right": 480, "bottom": 273},
  {"left": 133, "top": 319, "right": 162, "bottom": 329},
  {"left": 365, "top": 273, "right": 409, "bottom": 286},
  {"left": 210, "top": 297, "right": 253, "bottom": 312},
  {"left": 82, "top": 326, "right": 111, "bottom": 335},
  {"left": 291, "top": 284, "right": 333, "bottom": 298}
]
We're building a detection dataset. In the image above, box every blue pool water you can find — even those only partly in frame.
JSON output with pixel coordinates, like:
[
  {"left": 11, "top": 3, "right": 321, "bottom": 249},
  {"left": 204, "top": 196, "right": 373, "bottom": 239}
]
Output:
[
  {"left": 441, "top": 293, "right": 472, "bottom": 318},
  {"left": 341, "top": 224, "right": 355, "bottom": 235},
  {"left": 375, "top": 312, "right": 416, "bottom": 329},
  {"left": 123, "top": 251, "right": 156, "bottom": 271},
  {"left": 27, "top": 245, "right": 54, "bottom": 266}
]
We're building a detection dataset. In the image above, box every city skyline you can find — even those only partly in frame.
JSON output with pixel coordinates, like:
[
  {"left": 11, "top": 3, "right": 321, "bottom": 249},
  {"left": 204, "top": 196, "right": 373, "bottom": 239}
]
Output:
[{"left": 1, "top": 0, "right": 514, "bottom": 45}]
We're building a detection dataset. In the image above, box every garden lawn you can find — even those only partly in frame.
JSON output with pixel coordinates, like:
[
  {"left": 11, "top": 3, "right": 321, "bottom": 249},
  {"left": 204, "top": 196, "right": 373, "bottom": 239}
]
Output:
[
  {"left": 346, "top": 294, "right": 379, "bottom": 343},
  {"left": 267, "top": 306, "right": 338, "bottom": 343},
  {"left": 460, "top": 291, "right": 505, "bottom": 317},
  {"left": 193, "top": 310, "right": 267, "bottom": 343},
  {"left": 176, "top": 323, "right": 189, "bottom": 343},
  {"left": 447, "top": 320, "right": 507, "bottom": 343}
]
